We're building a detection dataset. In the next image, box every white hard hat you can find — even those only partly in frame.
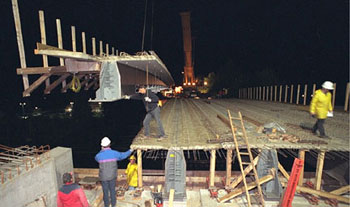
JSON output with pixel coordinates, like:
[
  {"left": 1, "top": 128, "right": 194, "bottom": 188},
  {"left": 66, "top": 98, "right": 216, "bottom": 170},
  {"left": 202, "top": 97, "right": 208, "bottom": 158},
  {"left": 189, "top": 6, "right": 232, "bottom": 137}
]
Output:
[
  {"left": 101, "top": 137, "right": 111, "bottom": 147},
  {"left": 322, "top": 81, "right": 334, "bottom": 90}
]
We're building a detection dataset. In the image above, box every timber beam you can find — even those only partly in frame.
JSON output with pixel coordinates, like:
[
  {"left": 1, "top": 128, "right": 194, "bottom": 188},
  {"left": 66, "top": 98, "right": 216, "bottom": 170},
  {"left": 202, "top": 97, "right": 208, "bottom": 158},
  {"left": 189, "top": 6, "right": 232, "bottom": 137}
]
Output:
[
  {"left": 85, "top": 78, "right": 98, "bottom": 90},
  {"left": 17, "top": 66, "right": 67, "bottom": 75},
  {"left": 23, "top": 73, "right": 51, "bottom": 97},
  {"left": 44, "top": 74, "right": 70, "bottom": 94}
]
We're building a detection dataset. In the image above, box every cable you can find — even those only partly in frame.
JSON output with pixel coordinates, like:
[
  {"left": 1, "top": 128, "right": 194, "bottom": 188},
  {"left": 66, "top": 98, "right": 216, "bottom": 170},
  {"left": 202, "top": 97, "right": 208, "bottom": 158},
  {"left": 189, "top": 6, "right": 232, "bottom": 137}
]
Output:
[{"left": 141, "top": 0, "right": 148, "bottom": 51}]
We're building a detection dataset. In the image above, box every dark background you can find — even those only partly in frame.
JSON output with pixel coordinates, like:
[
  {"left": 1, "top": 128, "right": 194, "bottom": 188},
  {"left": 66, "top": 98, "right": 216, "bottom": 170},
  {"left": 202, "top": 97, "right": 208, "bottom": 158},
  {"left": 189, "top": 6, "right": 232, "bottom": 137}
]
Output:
[{"left": 0, "top": 0, "right": 348, "bottom": 170}]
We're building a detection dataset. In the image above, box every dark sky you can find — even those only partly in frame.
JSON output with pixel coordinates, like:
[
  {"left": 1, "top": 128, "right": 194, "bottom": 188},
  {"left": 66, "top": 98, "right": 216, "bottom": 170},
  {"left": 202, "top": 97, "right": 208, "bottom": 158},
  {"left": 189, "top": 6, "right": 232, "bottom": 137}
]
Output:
[{"left": 0, "top": 0, "right": 348, "bottom": 102}]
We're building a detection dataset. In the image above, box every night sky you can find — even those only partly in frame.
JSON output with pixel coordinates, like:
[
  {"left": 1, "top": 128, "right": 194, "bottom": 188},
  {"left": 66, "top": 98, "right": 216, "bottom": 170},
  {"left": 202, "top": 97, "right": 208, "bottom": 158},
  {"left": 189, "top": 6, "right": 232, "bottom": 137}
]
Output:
[{"left": 0, "top": 0, "right": 349, "bottom": 105}]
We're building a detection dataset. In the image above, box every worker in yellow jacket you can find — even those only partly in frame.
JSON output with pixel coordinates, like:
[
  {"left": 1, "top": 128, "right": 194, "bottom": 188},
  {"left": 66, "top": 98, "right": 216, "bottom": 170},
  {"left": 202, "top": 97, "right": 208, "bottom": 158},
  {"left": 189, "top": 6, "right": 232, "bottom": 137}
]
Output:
[
  {"left": 125, "top": 155, "right": 138, "bottom": 190},
  {"left": 310, "top": 81, "right": 334, "bottom": 138}
]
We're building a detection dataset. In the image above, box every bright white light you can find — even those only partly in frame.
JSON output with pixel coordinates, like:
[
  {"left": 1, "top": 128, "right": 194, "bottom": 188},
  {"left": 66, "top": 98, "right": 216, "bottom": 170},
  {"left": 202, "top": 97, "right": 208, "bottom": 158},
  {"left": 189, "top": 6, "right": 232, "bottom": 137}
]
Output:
[
  {"left": 204, "top": 81, "right": 208, "bottom": 86},
  {"left": 192, "top": 83, "right": 195, "bottom": 86},
  {"left": 70, "top": 102, "right": 74, "bottom": 105}
]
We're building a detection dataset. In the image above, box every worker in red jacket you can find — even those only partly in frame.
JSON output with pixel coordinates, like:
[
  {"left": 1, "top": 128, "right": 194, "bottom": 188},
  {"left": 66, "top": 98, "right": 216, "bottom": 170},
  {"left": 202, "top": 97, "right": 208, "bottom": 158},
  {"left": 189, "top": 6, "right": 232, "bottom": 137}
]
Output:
[{"left": 57, "top": 172, "right": 89, "bottom": 207}]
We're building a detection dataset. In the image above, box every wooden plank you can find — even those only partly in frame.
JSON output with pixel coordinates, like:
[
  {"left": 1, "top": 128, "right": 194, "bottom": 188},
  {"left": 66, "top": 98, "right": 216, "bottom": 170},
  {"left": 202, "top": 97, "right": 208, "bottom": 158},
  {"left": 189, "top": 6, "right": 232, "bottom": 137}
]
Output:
[
  {"left": 137, "top": 149, "right": 143, "bottom": 188},
  {"left": 298, "top": 150, "right": 305, "bottom": 186},
  {"left": 332, "top": 83, "right": 336, "bottom": 109},
  {"left": 17, "top": 66, "right": 66, "bottom": 75},
  {"left": 106, "top": 44, "right": 109, "bottom": 56},
  {"left": 11, "top": 0, "right": 29, "bottom": 91},
  {"left": 23, "top": 74, "right": 52, "bottom": 97},
  {"left": 230, "top": 155, "right": 259, "bottom": 189},
  {"left": 315, "top": 150, "right": 325, "bottom": 191},
  {"left": 290, "top": 84, "right": 294, "bottom": 104},
  {"left": 39, "top": 10, "right": 50, "bottom": 89},
  {"left": 330, "top": 185, "right": 350, "bottom": 195},
  {"left": 226, "top": 149, "right": 232, "bottom": 187},
  {"left": 71, "top": 26, "right": 76, "bottom": 52},
  {"left": 92, "top": 37, "right": 96, "bottom": 56},
  {"left": 35, "top": 43, "right": 97, "bottom": 61},
  {"left": 296, "top": 84, "right": 300, "bottom": 104},
  {"left": 312, "top": 83, "right": 316, "bottom": 95},
  {"left": 281, "top": 182, "right": 350, "bottom": 204},
  {"left": 266, "top": 86, "right": 269, "bottom": 101},
  {"left": 345, "top": 83, "right": 350, "bottom": 111},
  {"left": 209, "top": 149, "right": 216, "bottom": 187},
  {"left": 82, "top": 32, "right": 86, "bottom": 54},
  {"left": 111, "top": 47, "right": 115, "bottom": 55},
  {"left": 303, "top": 84, "right": 308, "bottom": 105},
  {"left": 278, "top": 162, "right": 290, "bottom": 180},
  {"left": 44, "top": 74, "right": 70, "bottom": 94},
  {"left": 218, "top": 172, "right": 274, "bottom": 203}
]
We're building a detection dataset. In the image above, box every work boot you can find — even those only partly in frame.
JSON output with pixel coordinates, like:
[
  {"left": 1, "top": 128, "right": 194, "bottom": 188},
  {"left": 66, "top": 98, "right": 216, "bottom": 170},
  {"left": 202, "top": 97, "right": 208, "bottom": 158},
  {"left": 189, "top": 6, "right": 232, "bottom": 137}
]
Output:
[{"left": 319, "top": 135, "right": 330, "bottom": 139}]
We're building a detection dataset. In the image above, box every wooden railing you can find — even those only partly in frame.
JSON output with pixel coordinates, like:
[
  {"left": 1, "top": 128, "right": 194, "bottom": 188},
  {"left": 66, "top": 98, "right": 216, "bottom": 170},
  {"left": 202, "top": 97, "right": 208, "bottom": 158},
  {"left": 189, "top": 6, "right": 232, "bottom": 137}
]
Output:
[{"left": 239, "top": 82, "right": 350, "bottom": 111}]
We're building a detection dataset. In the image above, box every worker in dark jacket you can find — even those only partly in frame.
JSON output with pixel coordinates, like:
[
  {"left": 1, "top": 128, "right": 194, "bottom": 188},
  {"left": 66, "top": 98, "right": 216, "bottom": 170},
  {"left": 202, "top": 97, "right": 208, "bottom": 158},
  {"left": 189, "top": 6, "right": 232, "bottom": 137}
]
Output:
[
  {"left": 57, "top": 172, "right": 89, "bottom": 207},
  {"left": 125, "top": 85, "right": 166, "bottom": 139},
  {"left": 95, "top": 137, "right": 133, "bottom": 207}
]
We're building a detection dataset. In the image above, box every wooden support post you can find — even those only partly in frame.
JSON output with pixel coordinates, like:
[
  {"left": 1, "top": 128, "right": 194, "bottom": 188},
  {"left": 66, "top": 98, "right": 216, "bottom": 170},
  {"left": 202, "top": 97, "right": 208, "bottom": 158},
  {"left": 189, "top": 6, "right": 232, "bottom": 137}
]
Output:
[
  {"left": 296, "top": 84, "right": 300, "bottom": 105},
  {"left": 111, "top": 47, "right": 114, "bottom": 55},
  {"left": 274, "top": 85, "right": 277, "bottom": 102},
  {"left": 12, "top": 0, "right": 29, "bottom": 92},
  {"left": 279, "top": 85, "right": 282, "bottom": 102},
  {"left": 270, "top": 86, "right": 273, "bottom": 101},
  {"left": 266, "top": 86, "right": 269, "bottom": 101},
  {"left": 71, "top": 26, "right": 76, "bottom": 52},
  {"left": 303, "top": 84, "right": 308, "bottom": 105},
  {"left": 298, "top": 150, "right": 305, "bottom": 186},
  {"left": 55, "top": 19, "right": 65, "bottom": 65},
  {"left": 284, "top": 85, "right": 288, "bottom": 103},
  {"left": 92, "top": 37, "right": 96, "bottom": 56},
  {"left": 99, "top": 41, "right": 103, "bottom": 56},
  {"left": 260, "top": 87, "right": 262, "bottom": 100},
  {"left": 315, "top": 150, "right": 326, "bottom": 191},
  {"left": 137, "top": 149, "right": 143, "bottom": 188},
  {"left": 345, "top": 82, "right": 350, "bottom": 111},
  {"left": 39, "top": 10, "right": 50, "bottom": 89},
  {"left": 226, "top": 149, "right": 232, "bottom": 187},
  {"left": 82, "top": 32, "right": 86, "bottom": 54},
  {"left": 290, "top": 84, "right": 294, "bottom": 104},
  {"left": 263, "top": 86, "right": 265, "bottom": 101},
  {"left": 84, "top": 78, "right": 98, "bottom": 90},
  {"left": 209, "top": 149, "right": 216, "bottom": 187},
  {"left": 106, "top": 44, "right": 109, "bottom": 56},
  {"left": 332, "top": 83, "right": 336, "bottom": 109}
]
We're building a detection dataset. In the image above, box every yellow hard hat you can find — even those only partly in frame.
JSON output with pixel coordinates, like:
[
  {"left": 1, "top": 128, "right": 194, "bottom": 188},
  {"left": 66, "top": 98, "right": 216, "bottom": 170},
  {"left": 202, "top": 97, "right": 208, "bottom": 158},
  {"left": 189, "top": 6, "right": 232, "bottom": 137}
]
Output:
[{"left": 129, "top": 155, "right": 136, "bottom": 160}]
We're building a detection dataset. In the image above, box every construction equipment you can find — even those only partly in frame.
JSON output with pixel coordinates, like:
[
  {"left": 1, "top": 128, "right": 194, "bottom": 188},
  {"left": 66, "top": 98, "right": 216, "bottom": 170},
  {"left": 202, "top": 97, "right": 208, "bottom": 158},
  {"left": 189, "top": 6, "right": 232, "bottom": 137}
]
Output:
[
  {"left": 180, "top": 12, "right": 195, "bottom": 86},
  {"left": 227, "top": 110, "right": 265, "bottom": 206}
]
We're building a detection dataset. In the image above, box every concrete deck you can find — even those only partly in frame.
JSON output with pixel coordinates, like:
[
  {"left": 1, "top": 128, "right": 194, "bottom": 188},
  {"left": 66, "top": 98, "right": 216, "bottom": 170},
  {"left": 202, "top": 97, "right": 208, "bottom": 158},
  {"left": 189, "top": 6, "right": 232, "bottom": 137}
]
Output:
[{"left": 131, "top": 98, "right": 349, "bottom": 151}]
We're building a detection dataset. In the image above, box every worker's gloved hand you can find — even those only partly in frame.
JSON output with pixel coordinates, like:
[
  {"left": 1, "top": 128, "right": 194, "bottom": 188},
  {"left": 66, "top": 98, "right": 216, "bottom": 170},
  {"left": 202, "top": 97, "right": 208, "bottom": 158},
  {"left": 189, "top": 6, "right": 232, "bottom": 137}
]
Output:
[
  {"left": 144, "top": 97, "right": 152, "bottom": 102},
  {"left": 123, "top": 95, "right": 130, "bottom": 99},
  {"left": 310, "top": 113, "right": 316, "bottom": 118}
]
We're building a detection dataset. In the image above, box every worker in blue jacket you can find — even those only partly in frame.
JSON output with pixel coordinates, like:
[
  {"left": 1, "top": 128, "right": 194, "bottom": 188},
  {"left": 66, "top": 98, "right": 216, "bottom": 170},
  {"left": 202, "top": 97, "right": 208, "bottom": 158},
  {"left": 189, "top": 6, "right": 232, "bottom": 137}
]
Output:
[
  {"left": 125, "top": 85, "right": 166, "bottom": 139},
  {"left": 95, "top": 137, "right": 133, "bottom": 207}
]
